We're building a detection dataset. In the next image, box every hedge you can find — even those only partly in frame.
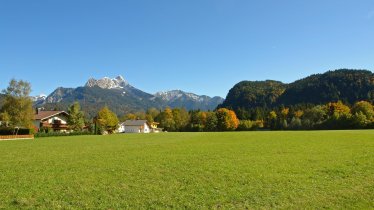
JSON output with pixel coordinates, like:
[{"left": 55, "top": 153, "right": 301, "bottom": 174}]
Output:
[
  {"left": 34, "top": 131, "right": 93, "bottom": 138},
  {"left": 0, "top": 127, "right": 32, "bottom": 135}
]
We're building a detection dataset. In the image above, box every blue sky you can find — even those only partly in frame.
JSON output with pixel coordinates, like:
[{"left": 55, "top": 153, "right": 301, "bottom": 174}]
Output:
[{"left": 1, "top": 0, "right": 373, "bottom": 98}]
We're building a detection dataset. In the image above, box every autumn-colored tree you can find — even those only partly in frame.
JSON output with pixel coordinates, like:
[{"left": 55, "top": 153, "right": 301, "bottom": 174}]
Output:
[
  {"left": 157, "top": 107, "right": 175, "bottom": 131},
  {"left": 216, "top": 108, "right": 239, "bottom": 131},
  {"left": 97, "top": 106, "right": 119, "bottom": 134},
  {"left": 294, "top": 110, "right": 304, "bottom": 118},
  {"left": 145, "top": 114, "right": 154, "bottom": 123},
  {"left": 188, "top": 110, "right": 208, "bottom": 131},
  {"left": 0, "top": 111, "right": 10, "bottom": 127},
  {"left": 351, "top": 101, "right": 374, "bottom": 127},
  {"left": 124, "top": 113, "right": 137, "bottom": 120},
  {"left": 269, "top": 111, "right": 277, "bottom": 119},
  {"left": 198, "top": 112, "right": 207, "bottom": 128},
  {"left": 1, "top": 79, "right": 33, "bottom": 128},
  {"left": 351, "top": 101, "right": 374, "bottom": 121},
  {"left": 324, "top": 101, "right": 352, "bottom": 129},
  {"left": 280, "top": 108, "right": 289, "bottom": 119},
  {"left": 326, "top": 101, "right": 351, "bottom": 117},
  {"left": 268, "top": 111, "right": 277, "bottom": 129}
]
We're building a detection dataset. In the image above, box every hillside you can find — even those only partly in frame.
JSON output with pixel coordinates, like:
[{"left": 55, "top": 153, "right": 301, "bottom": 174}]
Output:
[
  {"left": 220, "top": 69, "right": 374, "bottom": 119},
  {"left": 219, "top": 80, "right": 287, "bottom": 110},
  {"left": 278, "top": 69, "right": 374, "bottom": 105}
]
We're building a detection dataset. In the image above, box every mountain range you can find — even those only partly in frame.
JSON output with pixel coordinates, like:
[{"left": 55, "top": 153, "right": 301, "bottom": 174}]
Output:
[
  {"left": 33, "top": 76, "right": 224, "bottom": 118},
  {"left": 1, "top": 69, "right": 373, "bottom": 120}
]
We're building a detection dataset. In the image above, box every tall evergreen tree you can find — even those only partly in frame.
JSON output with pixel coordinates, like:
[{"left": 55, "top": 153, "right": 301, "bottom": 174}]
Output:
[{"left": 67, "top": 102, "right": 85, "bottom": 131}]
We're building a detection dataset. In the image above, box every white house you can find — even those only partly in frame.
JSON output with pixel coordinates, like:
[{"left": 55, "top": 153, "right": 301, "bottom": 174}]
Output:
[
  {"left": 121, "top": 120, "right": 151, "bottom": 133},
  {"left": 33, "top": 110, "right": 70, "bottom": 132}
]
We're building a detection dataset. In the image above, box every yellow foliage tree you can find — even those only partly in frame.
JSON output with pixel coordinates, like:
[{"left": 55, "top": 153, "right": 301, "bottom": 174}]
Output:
[{"left": 216, "top": 108, "right": 239, "bottom": 131}]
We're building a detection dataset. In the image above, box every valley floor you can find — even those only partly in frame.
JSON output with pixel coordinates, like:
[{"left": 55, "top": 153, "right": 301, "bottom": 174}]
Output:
[{"left": 0, "top": 131, "right": 373, "bottom": 209}]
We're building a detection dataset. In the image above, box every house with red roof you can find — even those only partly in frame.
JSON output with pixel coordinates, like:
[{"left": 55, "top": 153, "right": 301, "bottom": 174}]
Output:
[{"left": 33, "top": 109, "right": 70, "bottom": 132}]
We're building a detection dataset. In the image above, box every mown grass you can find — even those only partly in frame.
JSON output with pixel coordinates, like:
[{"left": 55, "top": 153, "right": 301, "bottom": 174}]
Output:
[{"left": 0, "top": 130, "right": 373, "bottom": 209}]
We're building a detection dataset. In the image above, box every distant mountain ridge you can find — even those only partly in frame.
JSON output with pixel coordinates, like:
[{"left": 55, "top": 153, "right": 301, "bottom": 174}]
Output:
[
  {"left": 153, "top": 90, "right": 224, "bottom": 110},
  {"left": 35, "top": 75, "right": 224, "bottom": 117}
]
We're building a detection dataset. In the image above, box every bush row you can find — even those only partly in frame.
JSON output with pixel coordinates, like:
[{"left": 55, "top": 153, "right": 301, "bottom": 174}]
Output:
[{"left": 35, "top": 131, "right": 93, "bottom": 138}]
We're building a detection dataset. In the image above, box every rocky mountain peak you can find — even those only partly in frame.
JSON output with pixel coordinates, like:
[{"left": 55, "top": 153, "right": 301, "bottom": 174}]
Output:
[
  {"left": 85, "top": 75, "right": 129, "bottom": 89},
  {"left": 31, "top": 94, "right": 47, "bottom": 102}
]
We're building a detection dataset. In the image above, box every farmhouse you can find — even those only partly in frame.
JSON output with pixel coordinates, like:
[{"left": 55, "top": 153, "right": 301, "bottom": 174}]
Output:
[
  {"left": 33, "top": 110, "right": 70, "bottom": 132},
  {"left": 119, "top": 120, "right": 151, "bottom": 133}
]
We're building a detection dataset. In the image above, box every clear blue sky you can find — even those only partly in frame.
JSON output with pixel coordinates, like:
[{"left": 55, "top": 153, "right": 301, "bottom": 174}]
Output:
[{"left": 1, "top": 0, "right": 373, "bottom": 98}]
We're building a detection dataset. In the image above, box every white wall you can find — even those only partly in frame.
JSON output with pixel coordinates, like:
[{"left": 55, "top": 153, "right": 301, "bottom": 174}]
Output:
[
  {"left": 124, "top": 123, "right": 151, "bottom": 133},
  {"left": 117, "top": 124, "right": 125, "bottom": 133}
]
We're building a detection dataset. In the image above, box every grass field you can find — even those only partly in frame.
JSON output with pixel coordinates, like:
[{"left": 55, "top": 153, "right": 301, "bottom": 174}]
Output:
[{"left": 0, "top": 131, "right": 373, "bottom": 209}]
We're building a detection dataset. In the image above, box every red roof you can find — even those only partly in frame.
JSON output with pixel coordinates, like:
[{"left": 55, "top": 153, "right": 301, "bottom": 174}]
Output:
[{"left": 34, "top": 111, "right": 69, "bottom": 120}]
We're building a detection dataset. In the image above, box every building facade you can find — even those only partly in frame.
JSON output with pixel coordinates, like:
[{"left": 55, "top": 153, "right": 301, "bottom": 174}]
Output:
[{"left": 33, "top": 110, "right": 70, "bottom": 132}]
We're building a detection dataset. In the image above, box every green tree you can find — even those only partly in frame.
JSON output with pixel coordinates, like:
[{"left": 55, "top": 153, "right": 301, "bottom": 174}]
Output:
[
  {"left": 302, "top": 105, "right": 327, "bottom": 129},
  {"left": 289, "top": 117, "right": 302, "bottom": 130},
  {"left": 205, "top": 111, "right": 218, "bottom": 131},
  {"left": 237, "top": 120, "right": 254, "bottom": 131},
  {"left": 351, "top": 111, "right": 368, "bottom": 128},
  {"left": 1, "top": 79, "right": 33, "bottom": 128},
  {"left": 97, "top": 106, "right": 119, "bottom": 134},
  {"left": 172, "top": 108, "right": 190, "bottom": 131},
  {"left": 135, "top": 111, "right": 146, "bottom": 120},
  {"left": 145, "top": 108, "right": 160, "bottom": 124},
  {"left": 67, "top": 102, "right": 85, "bottom": 131}
]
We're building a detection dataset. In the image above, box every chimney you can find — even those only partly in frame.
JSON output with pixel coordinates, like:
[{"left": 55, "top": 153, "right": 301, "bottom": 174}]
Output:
[{"left": 36, "top": 107, "right": 44, "bottom": 114}]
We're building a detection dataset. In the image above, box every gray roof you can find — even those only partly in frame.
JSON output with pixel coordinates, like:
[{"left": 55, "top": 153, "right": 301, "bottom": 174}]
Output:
[{"left": 123, "top": 120, "right": 148, "bottom": 126}]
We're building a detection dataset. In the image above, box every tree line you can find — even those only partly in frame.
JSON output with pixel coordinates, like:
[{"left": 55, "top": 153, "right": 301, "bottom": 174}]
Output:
[
  {"left": 1, "top": 79, "right": 373, "bottom": 135},
  {"left": 121, "top": 107, "right": 240, "bottom": 132},
  {"left": 122, "top": 100, "right": 374, "bottom": 131}
]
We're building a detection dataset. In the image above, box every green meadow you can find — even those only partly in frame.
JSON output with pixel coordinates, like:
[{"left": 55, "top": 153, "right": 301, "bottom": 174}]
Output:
[{"left": 0, "top": 131, "right": 373, "bottom": 209}]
